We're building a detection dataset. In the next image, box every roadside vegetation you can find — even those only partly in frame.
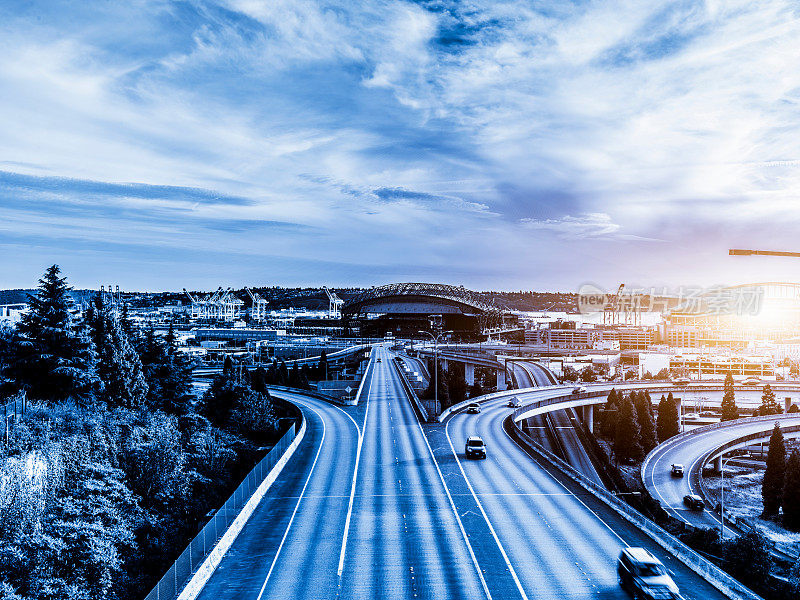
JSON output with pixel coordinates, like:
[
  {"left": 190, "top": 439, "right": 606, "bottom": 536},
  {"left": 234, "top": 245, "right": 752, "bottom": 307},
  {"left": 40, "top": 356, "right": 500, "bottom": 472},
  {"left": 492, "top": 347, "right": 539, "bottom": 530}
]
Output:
[{"left": 0, "top": 266, "right": 287, "bottom": 600}]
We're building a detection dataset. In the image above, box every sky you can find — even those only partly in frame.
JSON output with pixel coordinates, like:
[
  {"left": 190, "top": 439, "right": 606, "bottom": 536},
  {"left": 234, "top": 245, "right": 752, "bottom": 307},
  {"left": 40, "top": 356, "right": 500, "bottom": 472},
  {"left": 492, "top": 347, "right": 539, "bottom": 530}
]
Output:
[{"left": 2, "top": 0, "right": 800, "bottom": 293}]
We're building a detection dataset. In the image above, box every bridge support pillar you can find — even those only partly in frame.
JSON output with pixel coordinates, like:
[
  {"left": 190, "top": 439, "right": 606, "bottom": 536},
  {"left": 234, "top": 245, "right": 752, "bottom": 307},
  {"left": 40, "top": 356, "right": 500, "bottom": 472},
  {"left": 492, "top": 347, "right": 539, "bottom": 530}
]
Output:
[
  {"left": 497, "top": 368, "right": 507, "bottom": 390},
  {"left": 584, "top": 404, "right": 594, "bottom": 433},
  {"left": 465, "top": 363, "right": 475, "bottom": 387},
  {"left": 713, "top": 456, "right": 722, "bottom": 473},
  {"left": 786, "top": 397, "right": 792, "bottom": 413},
  {"left": 440, "top": 358, "right": 449, "bottom": 372}
]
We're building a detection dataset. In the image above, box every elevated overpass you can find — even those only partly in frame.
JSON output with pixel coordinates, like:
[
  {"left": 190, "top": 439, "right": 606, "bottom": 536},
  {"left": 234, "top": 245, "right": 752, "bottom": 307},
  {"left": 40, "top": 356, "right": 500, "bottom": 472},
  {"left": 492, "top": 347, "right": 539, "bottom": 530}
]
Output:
[
  {"left": 193, "top": 344, "right": 369, "bottom": 379},
  {"left": 413, "top": 347, "right": 510, "bottom": 388},
  {"left": 642, "top": 413, "right": 800, "bottom": 536}
]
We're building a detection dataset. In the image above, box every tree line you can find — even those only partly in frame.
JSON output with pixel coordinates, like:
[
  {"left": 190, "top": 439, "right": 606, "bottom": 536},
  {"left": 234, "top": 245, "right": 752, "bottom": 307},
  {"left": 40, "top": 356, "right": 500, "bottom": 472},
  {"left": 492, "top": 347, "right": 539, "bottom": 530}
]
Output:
[
  {"left": 0, "top": 265, "right": 285, "bottom": 600},
  {"left": 597, "top": 389, "right": 680, "bottom": 463}
]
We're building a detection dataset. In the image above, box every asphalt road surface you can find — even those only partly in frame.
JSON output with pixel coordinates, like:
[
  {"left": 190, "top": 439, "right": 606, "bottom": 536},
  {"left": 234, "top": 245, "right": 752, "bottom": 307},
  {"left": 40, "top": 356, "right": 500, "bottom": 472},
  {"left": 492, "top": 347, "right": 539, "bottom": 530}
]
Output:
[
  {"left": 441, "top": 394, "right": 729, "bottom": 600},
  {"left": 195, "top": 352, "right": 731, "bottom": 600},
  {"left": 643, "top": 413, "right": 800, "bottom": 532}
]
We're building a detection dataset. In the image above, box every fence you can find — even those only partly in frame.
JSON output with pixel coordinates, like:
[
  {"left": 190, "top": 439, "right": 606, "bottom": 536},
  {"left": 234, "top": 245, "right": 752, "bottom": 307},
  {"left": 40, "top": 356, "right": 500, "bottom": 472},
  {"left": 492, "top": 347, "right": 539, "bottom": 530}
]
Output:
[
  {"left": 2, "top": 392, "right": 26, "bottom": 443},
  {"left": 144, "top": 422, "right": 298, "bottom": 600}
]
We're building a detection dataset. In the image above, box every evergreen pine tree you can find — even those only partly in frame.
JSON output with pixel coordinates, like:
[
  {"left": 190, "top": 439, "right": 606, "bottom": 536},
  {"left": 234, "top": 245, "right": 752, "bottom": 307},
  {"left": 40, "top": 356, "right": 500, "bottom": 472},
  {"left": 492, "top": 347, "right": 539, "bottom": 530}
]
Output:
[
  {"left": 721, "top": 372, "right": 739, "bottom": 421},
  {"left": 614, "top": 393, "right": 641, "bottom": 463},
  {"left": 599, "top": 388, "right": 620, "bottom": 438},
  {"left": 251, "top": 366, "right": 268, "bottom": 394},
  {"left": 635, "top": 391, "right": 657, "bottom": 456},
  {"left": 140, "top": 325, "right": 194, "bottom": 415},
  {"left": 783, "top": 449, "right": 800, "bottom": 531},
  {"left": 758, "top": 384, "right": 782, "bottom": 416},
  {"left": 422, "top": 361, "right": 450, "bottom": 408},
  {"left": 164, "top": 320, "right": 177, "bottom": 350},
  {"left": 762, "top": 422, "right": 786, "bottom": 517},
  {"left": 657, "top": 393, "right": 680, "bottom": 442},
  {"left": 86, "top": 295, "right": 148, "bottom": 409},
  {"left": 278, "top": 360, "right": 289, "bottom": 386},
  {"left": 318, "top": 350, "right": 329, "bottom": 380},
  {"left": 446, "top": 364, "right": 468, "bottom": 406},
  {"left": 6, "top": 265, "right": 100, "bottom": 406}
]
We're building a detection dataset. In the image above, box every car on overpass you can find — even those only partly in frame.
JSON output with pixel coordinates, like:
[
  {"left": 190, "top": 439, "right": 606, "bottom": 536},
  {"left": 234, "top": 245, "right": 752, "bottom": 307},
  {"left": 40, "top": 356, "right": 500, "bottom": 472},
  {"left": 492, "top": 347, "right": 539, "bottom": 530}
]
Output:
[
  {"left": 507, "top": 396, "right": 521, "bottom": 408},
  {"left": 466, "top": 403, "right": 481, "bottom": 414},
  {"left": 618, "top": 547, "right": 681, "bottom": 600},
  {"left": 670, "top": 464, "right": 684, "bottom": 477},
  {"left": 465, "top": 436, "right": 486, "bottom": 459},
  {"left": 683, "top": 494, "right": 705, "bottom": 511}
]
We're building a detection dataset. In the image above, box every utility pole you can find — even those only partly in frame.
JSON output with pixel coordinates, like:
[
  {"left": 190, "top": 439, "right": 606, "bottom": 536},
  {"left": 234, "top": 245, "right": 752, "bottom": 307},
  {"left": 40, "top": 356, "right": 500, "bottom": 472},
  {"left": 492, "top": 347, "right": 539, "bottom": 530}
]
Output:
[{"left": 418, "top": 329, "right": 452, "bottom": 416}]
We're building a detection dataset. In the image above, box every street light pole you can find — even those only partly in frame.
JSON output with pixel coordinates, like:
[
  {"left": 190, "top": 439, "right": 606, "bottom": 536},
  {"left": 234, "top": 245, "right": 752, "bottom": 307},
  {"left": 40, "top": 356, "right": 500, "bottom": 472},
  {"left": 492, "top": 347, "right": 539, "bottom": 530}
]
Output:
[
  {"left": 720, "top": 452, "right": 746, "bottom": 539},
  {"left": 418, "top": 329, "right": 452, "bottom": 415}
]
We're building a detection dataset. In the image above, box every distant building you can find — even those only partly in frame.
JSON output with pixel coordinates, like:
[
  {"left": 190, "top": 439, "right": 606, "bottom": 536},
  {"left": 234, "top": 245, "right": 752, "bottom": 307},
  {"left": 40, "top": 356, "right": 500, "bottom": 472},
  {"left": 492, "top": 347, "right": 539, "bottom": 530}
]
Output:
[
  {"left": 0, "top": 303, "right": 27, "bottom": 325},
  {"left": 597, "top": 326, "right": 657, "bottom": 350}
]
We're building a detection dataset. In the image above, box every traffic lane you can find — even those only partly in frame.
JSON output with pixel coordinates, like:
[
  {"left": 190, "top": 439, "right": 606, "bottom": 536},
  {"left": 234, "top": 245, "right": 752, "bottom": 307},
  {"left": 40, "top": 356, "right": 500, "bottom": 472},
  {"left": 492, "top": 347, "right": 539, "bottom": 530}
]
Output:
[
  {"left": 450, "top": 403, "right": 627, "bottom": 600},
  {"left": 448, "top": 402, "right": 728, "bottom": 600},
  {"left": 197, "top": 393, "right": 360, "bottom": 600},
  {"left": 644, "top": 416, "right": 800, "bottom": 530},
  {"left": 548, "top": 408, "right": 605, "bottom": 487},
  {"left": 341, "top": 348, "right": 486, "bottom": 600},
  {"left": 516, "top": 363, "right": 603, "bottom": 485}
]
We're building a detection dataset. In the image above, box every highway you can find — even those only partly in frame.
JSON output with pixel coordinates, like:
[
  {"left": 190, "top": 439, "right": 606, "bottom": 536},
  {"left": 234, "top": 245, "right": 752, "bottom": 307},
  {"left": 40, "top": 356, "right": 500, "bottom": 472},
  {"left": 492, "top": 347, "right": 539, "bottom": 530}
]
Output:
[
  {"left": 198, "top": 349, "right": 489, "bottom": 599},
  {"left": 338, "top": 345, "right": 486, "bottom": 600},
  {"left": 642, "top": 414, "right": 800, "bottom": 532},
  {"left": 442, "top": 394, "right": 729, "bottom": 600},
  {"left": 193, "top": 352, "right": 732, "bottom": 600},
  {"left": 509, "top": 361, "right": 604, "bottom": 485},
  {"left": 195, "top": 389, "right": 360, "bottom": 600}
]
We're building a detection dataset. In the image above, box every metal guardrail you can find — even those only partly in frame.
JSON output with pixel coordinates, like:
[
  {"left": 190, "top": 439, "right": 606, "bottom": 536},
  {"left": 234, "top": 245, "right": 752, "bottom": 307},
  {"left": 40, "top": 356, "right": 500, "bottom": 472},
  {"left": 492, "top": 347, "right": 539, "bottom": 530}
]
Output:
[
  {"left": 144, "top": 422, "right": 299, "bottom": 600},
  {"left": 2, "top": 392, "right": 26, "bottom": 443}
]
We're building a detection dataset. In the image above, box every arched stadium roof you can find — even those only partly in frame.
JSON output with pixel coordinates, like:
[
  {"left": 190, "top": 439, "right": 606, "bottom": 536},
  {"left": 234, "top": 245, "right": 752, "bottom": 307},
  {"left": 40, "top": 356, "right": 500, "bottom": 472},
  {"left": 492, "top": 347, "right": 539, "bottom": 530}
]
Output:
[{"left": 342, "top": 283, "right": 499, "bottom": 316}]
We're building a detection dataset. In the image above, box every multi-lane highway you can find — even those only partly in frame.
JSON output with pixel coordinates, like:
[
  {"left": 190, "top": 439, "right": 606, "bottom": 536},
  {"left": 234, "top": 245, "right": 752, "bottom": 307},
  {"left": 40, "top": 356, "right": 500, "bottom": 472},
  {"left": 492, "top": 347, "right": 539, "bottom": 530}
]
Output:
[
  {"left": 198, "top": 347, "right": 487, "bottom": 600},
  {"left": 193, "top": 350, "right": 731, "bottom": 600},
  {"left": 643, "top": 413, "right": 800, "bottom": 531},
  {"left": 338, "top": 346, "right": 486, "bottom": 600},
  {"left": 440, "top": 390, "right": 728, "bottom": 600}
]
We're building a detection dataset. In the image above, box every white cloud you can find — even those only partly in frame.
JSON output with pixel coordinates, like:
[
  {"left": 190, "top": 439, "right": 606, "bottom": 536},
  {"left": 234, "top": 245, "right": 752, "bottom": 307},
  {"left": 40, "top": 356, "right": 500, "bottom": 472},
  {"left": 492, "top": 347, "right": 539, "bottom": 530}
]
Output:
[{"left": 1, "top": 1, "right": 800, "bottom": 289}]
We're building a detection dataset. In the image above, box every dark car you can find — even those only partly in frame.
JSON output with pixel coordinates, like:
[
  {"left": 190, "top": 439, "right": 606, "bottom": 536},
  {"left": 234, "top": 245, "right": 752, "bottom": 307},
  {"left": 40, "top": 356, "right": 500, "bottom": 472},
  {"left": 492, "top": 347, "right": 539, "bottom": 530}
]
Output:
[
  {"left": 376, "top": 358, "right": 382, "bottom": 363},
  {"left": 466, "top": 403, "right": 481, "bottom": 414},
  {"left": 683, "top": 494, "right": 705, "bottom": 510},
  {"left": 465, "top": 436, "right": 486, "bottom": 459},
  {"left": 618, "top": 547, "right": 681, "bottom": 599},
  {"left": 670, "top": 464, "right": 684, "bottom": 477}
]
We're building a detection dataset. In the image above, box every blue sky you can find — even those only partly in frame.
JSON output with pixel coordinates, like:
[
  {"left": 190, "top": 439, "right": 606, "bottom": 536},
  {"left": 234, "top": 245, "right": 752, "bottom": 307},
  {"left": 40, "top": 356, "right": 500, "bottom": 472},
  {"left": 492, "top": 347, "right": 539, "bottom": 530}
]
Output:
[{"left": 2, "top": 0, "right": 800, "bottom": 292}]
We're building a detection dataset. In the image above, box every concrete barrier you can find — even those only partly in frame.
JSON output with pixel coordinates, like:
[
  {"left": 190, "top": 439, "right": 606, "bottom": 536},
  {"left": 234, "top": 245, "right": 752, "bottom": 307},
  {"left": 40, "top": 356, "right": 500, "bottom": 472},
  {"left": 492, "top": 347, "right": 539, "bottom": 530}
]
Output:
[
  {"left": 391, "top": 357, "right": 428, "bottom": 422},
  {"left": 506, "top": 417, "right": 762, "bottom": 600},
  {"left": 171, "top": 417, "right": 306, "bottom": 600}
]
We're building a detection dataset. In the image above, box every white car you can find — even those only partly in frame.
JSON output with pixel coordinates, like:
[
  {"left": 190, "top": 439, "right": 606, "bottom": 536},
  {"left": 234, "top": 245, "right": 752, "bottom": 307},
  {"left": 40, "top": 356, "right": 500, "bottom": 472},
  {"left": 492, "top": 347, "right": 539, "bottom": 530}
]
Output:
[
  {"left": 507, "top": 396, "right": 521, "bottom": 408},
  {"left": 572, "top": 386, "right": 587, "bottom": 394}
]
